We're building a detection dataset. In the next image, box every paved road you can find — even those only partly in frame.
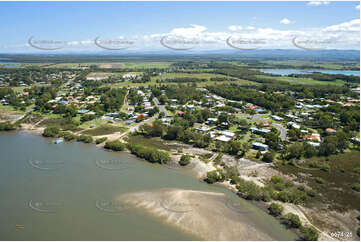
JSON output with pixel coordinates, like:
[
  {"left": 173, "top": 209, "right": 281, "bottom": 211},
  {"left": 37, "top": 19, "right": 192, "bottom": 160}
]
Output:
[{"left": 153, "top": 97, "right": 169, "bottom": 117}]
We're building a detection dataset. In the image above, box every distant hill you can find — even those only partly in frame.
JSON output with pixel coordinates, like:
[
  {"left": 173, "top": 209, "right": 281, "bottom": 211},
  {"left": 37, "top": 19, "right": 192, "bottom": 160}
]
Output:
[{"left": 0, "top": 49, "right": 359, "bottom": 63}]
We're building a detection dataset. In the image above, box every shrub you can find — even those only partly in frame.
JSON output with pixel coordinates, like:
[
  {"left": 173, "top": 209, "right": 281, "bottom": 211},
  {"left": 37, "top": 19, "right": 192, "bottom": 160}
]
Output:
[
  {"left": 127, "top": 143, "right": 171, "bottom": 164},
  {"left": 320, "top": 164, "right": 331, "bottom": 172},
  {"left": 268, "top": 203, "right": 283, "bottom": 216},
  {"left": 306, "top": 189, "right": 317, "bottom": 197},
  {"left": 59, "top": 131, "right": 76, "bottom": 141},
  {"left": 214, "top": 153, "right": 223, "bottom": 164},
  {"left": 300, "top": 226, "right": 319, "bottom": 241},
  {"left": 269, "top": 175, "right": 293, "bottom": 191},
  {"left": 297, "top": 185, "right": 306, "bottom": 191},
  {"left": 315, "top": 177, "right": 325, "bottom": 184},
  {"left": 0, "top": 122, "right": 16, "bottom": 131},
  {"left": 352, "top": 167, "right": 360, "bottom": 173},
  {"left": 352, "top": 183, "right": 360, "bottom": 192},
  {"left": 282, "top": 213, "right": 302, "bottom": 228},
  {"left": 80, "top": 114, "right": 96, "bottom": 122},
  {"left": 96, "top": 137, "right": 107, "bottom": 144},
  {"left": 277, "top": 191, "right": 291, "bottom": 203},
  {"left": 179, "top": 154, "right": 191, "bottom": 166},
  {"left": 309, "top": 161, "right": 321, "bottom": 169},
  {"left": 236, "top": 179, "right": 264, "bottom": 200},
  {"left": 104, "top": 140, "right": 125, "bottom": 151},
  {"left": 290, "top": 189, "right": 308, "bottom": 205},
  {"left": 230, "top": 175, "right": 241, "bottom": 185},
  {"left": 205, "top": 169, "right": 225, "bottom": 184},
  {"left": 261, "top": 189, "right": 272, "bottom": 202},
  {"left": 262, "top": 152, "right": 275, "bottom": 163},
  {"left": 77, "top": 135, "right": 93, "bottom": 143},
  {"left": 42, "top": 126, "right": 60, "bottom": 137}
]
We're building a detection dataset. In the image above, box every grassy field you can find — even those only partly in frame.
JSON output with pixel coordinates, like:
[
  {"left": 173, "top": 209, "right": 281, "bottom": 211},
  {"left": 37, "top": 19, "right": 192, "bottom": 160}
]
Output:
[
  {"left": 81, "top": 124, "right": 127, "bottom": 136},
  {"left": 0, "top": 103, "right": 19, "bottom": 112},
  {"left": 151, "top": 72, "right": 234, "bottom": 81},
  {"left": 256, "top": 75, "right": 345, "bottom": 86},
  {"left": 121, "top": 62, "right": 172, "bottom": 69},
  {"left": 126, "top": 135, "right": 183, "bottom": 151}
]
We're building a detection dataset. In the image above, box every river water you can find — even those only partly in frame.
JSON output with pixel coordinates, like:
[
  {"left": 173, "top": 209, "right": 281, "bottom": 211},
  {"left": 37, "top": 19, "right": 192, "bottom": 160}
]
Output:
[{"left": 0, "top": 132, "right": 297, "bottom": 240}]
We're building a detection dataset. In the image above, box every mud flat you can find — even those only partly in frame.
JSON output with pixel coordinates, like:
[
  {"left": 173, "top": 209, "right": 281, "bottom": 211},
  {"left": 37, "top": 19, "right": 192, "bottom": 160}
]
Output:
[{"left": 117, "top": 188, "right": 298, "bottom": 241}]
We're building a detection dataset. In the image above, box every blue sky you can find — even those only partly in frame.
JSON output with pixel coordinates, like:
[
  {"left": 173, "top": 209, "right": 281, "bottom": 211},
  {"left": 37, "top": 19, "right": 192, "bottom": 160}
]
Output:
[{"left": 0, "top": 1, "right": 359, "bottom": 52}]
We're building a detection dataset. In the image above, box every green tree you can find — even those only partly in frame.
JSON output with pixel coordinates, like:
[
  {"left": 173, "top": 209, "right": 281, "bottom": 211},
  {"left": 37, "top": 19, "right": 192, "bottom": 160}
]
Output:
[
  {"left": 262, "top": 152, "right": 275, "bottom": 163},
  {"left": 96, "top": 137, "right": 107, "bottom": 144},
  {"left": 77, "top": 135, "right": 93, "bottom": 143},
  {"left": 282, "top": 213, "right": 302, "bottom": 228},
  {"left": 303, "top": 143, "right": 317, "bottom": 158},
  {"left": 42, "top": 126, "right": 60, "bottom": 137},
  {"left": 179, "top": 154, "right": 191, "bottom": 166},
  {"left": 104, "top": 140, "right": 125, "bottom": 151},
  {"left": 287, "top": 143, "right": 303, "bottom": 159},
  {"left": 300, "top": 226, "right": 319, "bottom": 241},
  {"left": 268, "top": 203, "right": 283, "bottom": 216}
]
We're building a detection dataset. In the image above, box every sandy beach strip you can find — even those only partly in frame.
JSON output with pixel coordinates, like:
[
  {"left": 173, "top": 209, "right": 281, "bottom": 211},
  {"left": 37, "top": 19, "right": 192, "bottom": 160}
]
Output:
[{"left": 117, "top": 188, "right": 281, "bottom": 241}]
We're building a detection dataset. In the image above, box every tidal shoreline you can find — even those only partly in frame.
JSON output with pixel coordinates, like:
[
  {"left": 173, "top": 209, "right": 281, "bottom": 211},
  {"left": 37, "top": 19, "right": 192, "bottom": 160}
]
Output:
[
  {"left": 117, "top": 188, "right": 298, "bottom": 241},
  {"left": 5, "top": 126, "right": 341, "bottom": 241}
]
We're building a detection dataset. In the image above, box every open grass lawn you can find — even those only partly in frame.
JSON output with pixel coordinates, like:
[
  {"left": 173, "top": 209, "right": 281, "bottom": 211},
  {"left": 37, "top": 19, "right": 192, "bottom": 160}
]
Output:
[
  {"left": 0, "top": 103, "right": 19, "bottom": 112},
  {"left": 33, "top": 112, "right": 62, "bottom": 119},
  {"left": 196, "top": 79, "right": 256, "bottom": 87},
  {"left": 126, "top": 135, "right": 183, "bottom": 151},
  {"left": 151, "top": 72, "right": 234, "bottom": 81},
  {"left": 277, "top": 151, "right": 360, "bottom": 212},
  {"left": 37, "top": 118, "right": 63, "bottom": 127},
  {"left": 256, "top": 75, "right": 345, "bottom": 86},
  {"left": 81, "top": 124, "right": 127, "bottom": 136},
  {"left": 121, "top": 62, "right": 172, "bottom": 69}
]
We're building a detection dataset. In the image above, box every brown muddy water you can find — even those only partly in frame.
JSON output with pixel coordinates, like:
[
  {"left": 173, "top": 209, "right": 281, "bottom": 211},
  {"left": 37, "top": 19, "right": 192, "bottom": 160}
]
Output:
[{"left": 0, "top": 132, "right": 298, "bottom": 240}]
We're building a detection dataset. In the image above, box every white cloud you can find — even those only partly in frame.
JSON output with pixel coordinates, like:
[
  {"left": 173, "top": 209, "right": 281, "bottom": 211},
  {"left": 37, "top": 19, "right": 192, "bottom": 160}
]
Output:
[
  {"left": 280, "top": 18, "right": 292, "bottom": 24},
  {"left": 307, "top": 1, "right": 330, "bottom": 6},
  {"left": 228, "top": 25, "right": 255, "bottom": 31},
  {"left": 169, "top": 24, "right": 207, "bottom": 37},
  {"left": 228, "top": 25, "right": 243, "bottom": 31},
  {"left": 57, "top": 20, "right": 361, "bottom": 50},
  {"left": 323, "top": 19, "right": 360, "bottom": 32},
  {"left": 356, "top": 4, "right": 360, "bottom": 10},
  {"left": 7, "top": 19, "right": 361, "bottom": 52}
]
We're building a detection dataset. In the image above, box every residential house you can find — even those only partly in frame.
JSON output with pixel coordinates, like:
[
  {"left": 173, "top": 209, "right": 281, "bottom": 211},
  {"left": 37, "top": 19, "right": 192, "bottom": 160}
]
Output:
[
  {"left": 271, "top": 115, "right": 283, "bottom": 121},
  {"left": 250, "top": 127, "right": 271, "bottom": 135},
  {"left": 326, "top": 128, "right": 336, "bottom": 135},
  {"left": 252, "top": 142, "right": 269, "bottom": 151}
]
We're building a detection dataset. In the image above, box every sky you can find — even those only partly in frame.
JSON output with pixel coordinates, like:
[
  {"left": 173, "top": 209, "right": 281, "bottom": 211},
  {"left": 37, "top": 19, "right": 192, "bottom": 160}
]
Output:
[{"left": 0, "top": 1, "right": 359, "bottom": 53}]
